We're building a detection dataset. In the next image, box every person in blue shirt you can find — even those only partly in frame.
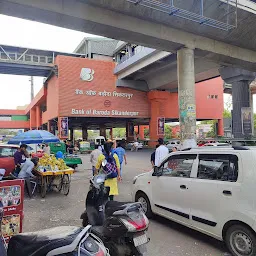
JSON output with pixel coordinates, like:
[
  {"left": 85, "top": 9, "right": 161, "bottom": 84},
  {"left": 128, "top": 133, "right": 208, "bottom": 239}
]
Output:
[{"left": 114, "top": 142, "right": 127, "bottom": 176}]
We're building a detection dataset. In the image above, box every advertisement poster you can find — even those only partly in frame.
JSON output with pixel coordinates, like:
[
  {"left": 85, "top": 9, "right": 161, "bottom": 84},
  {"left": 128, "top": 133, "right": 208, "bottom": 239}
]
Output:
[
  {"left": 241, "top": 107, "right": 253, "bottom": 135},
  {"left": 59, "top": 117, "right": 69, "bottom": 138},
  {"left": 128, "top": 122, "right": 134, "bottom": 137},
  {"left": 0, "top": 179, "right": 24, "bottom": 243},
  {"left": 157, "top": 117, "right": 165, "bottom": 136}
]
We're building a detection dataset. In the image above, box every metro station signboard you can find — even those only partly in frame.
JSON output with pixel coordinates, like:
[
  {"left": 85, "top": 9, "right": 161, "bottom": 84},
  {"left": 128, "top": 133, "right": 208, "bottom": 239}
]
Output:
[
  {"left": 157, "top": 117, "right": 165, "bottom": 136},
  {"left": 57, "top": 58, "right": 150, "bottom": 119}
]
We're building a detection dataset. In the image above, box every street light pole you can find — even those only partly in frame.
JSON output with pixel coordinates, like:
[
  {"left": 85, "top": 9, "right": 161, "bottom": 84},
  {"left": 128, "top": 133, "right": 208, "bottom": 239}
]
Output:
[{"left": 30, "top": 76, "right": 34, "bottom": 101}]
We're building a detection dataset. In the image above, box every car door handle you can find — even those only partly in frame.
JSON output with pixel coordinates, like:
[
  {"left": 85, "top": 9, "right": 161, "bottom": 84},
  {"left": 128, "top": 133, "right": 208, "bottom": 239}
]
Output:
[
  {"left": 180, "top": 185, "right": 187, "bottom": 189},
  {"left": 223, "top": 190, "right": 232, "bottom": 196}
]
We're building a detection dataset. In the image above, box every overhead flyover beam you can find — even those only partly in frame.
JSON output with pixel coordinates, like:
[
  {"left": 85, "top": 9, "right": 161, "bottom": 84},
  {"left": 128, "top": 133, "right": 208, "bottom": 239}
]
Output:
[{"left": 0, "top": 0, "right": 255, "bottom": 71}]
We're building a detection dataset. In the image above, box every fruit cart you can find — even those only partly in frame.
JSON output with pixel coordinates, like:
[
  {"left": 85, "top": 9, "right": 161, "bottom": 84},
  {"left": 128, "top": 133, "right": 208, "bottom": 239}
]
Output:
[
  {"left": 36, "top": 168, "right": 74, "bottom": 198},
  {"left": 36, "top": 154, "right": 74, "bottom": 198}
]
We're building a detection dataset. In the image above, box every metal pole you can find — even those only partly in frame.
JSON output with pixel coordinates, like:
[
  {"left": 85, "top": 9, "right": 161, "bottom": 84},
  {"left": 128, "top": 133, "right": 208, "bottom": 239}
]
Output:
[{"left": 30, "top": 76, "right": 34, "bottom": 101}]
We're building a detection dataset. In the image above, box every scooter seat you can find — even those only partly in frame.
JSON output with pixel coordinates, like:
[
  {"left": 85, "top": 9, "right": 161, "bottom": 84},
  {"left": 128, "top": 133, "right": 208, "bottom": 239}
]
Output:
[
  {"left": 105, "top": 201, "right": 131, "bottom": 217},
  {"left": 7, "top": 226, "right": 82, "bottom": 256}
]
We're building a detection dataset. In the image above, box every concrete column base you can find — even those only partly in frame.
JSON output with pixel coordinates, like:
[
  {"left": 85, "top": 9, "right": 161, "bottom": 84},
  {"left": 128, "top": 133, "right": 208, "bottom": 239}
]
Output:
[
  {"left": 82, "top": 127, "right": 88, "bottom": 141},
  {"left": 100, "top": 125, "right": 106, "bottom": 138},
  {"left": 219, "top": 67, "right": 255, "bottom": 138},
  {"left": 217, "top": 119, "right": 224, "bottom": 137}
]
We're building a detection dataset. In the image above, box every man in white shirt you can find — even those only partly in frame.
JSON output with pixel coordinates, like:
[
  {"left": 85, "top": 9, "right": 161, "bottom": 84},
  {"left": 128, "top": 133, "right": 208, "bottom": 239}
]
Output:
[
  {"left": 90, "top": 145, "right": 102, "bottom": 175},
  {"left": 43, "top": 143, "right": 51, "bottom": 155},
  {"left": 155, "top": 138, "right": 169, "bottom": 167}
]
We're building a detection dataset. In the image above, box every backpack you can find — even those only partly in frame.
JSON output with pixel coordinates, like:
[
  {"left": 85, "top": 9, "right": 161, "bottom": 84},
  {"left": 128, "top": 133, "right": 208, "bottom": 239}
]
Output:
[{"left": 102, "top": 152, "right": 118, "bottom": 179}]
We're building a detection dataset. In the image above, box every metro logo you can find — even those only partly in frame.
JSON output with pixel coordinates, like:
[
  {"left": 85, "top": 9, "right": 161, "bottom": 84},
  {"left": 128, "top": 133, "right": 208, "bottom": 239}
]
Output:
[{"left": 80, "top": 68, "right": 95, "bottom": 81}]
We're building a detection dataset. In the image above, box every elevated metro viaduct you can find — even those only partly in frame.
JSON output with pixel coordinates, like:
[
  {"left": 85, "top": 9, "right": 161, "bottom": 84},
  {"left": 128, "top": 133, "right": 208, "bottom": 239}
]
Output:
[
  {"left": 0, "top": 54, "right": 224, "bottom": 142},
  {"left": 0, "top": 0, "right": 255, "bottom": 142}
]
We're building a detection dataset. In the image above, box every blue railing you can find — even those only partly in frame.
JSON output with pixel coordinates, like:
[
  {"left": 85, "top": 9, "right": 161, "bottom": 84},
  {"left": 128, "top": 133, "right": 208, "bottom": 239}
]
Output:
[{"left": 126, "top": 0, "right": 237, "bottom": 31}]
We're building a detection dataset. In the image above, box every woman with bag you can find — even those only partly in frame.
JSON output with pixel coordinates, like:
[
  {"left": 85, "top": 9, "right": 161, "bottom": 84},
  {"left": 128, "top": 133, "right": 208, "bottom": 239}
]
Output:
[{"left": 95, "top": 141, "right": 121, "bottom": 201}]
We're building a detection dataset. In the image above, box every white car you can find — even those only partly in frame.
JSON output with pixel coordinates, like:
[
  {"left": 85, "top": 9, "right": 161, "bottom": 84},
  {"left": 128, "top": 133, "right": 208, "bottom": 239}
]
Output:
[
  {"left": 132, "top": 147, "right": 256, "bottom": 256},
  {"left": 203, "top": 142, "right": 230, "bottom": 147}
]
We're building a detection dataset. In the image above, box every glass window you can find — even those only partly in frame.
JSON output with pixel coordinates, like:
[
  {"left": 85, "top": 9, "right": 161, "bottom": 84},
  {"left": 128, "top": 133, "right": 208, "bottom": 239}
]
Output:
[
  {"left": 0, "top": 147, "right": 15, "bottom": 157},
  {"left": 160, "top": 154, "right": 197, "bottom": 178},
  {"left": 197, "top": 154, "right": 238, "bottom": 182}
]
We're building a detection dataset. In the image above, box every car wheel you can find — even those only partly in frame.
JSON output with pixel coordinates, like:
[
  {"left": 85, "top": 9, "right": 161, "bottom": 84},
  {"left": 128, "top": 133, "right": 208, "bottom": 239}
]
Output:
[
  {"left": 225, "top": 224, "right": 256, "bottom": 256},
  {"left": 135, "top": 192, "right": 153, "bottom": 218}
]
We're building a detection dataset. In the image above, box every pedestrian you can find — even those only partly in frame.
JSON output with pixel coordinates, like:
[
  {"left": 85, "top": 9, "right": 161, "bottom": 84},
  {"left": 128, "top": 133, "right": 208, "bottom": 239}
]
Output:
[
  {"left": 67, "top": 141, "right": 74, "bottom": 154},
  {"left": 172, "top": 146, "right": 177, "bottom": 152},
  {"left": 150, "top": 144, "right": 159, "bottom": 167},
  {"left": 64, "top": 140, "right": 69, "bottom": 152},
  {"left": 155, "top": 138, "right": 169, "bottom": 166},
  {"left": 43, "top": 143, "right": 51, "bottom": 155},
  {"left": 90, "top": 144, "right": 102, "bottom": 176},
  {"left": 114, "top": 142, "right": 127, "bottom": 176},
  {"left": 13, "top": 144, "right": 35, "bottom": 179},
  {"left": 95, "top": 142, "right": 121, "bottom": 201}
]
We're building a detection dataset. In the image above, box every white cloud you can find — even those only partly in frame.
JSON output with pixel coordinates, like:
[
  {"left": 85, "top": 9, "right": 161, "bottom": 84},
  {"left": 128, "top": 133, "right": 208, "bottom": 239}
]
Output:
[{"left": 0, "top": 14, "right": 97, "bottom": 109}]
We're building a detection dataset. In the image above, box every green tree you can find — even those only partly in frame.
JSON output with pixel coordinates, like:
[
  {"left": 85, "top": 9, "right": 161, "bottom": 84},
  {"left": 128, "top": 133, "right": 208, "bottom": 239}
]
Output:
[
  {"left": 164, "top": 124, "right": 172, "bottom": 140},
  {"left": 113, "top": 128, "right": 126, "bottom": 138},
  {"left": 223, "top": 109, "right": 231, "bottom": 118},
  {"left": 144, "top": 128, "right": 149, "bottom": 138}
]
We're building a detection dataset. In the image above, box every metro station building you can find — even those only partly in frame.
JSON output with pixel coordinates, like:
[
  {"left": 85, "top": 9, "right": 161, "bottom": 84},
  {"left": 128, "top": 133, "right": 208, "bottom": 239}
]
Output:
[{"left": 0, "top": 38, "right": 224, "bottom": 142}]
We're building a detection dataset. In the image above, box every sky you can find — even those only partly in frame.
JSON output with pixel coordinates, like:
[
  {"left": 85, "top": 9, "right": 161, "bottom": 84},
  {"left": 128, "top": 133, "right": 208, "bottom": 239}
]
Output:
[
  {"left": 0, "top": 14, "right": 97, "bottom": 109},
  {"left": 0, "top": 14, "right": 252, "bottom": 111}
]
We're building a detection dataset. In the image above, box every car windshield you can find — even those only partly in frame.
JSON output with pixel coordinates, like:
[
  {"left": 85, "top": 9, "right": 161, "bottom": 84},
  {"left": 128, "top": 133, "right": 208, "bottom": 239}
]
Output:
[{"left": 0, "top": 147, "right": 16, "bottom": 157}]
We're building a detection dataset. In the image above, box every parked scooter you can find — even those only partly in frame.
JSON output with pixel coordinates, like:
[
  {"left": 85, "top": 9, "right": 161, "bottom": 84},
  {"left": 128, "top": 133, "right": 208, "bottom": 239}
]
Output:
[
  {"left": 80, "top": 174, "right": 149, "bottom": 256},
  {"left": 0, "top": 201, "right": 109, "bottom": 256}
]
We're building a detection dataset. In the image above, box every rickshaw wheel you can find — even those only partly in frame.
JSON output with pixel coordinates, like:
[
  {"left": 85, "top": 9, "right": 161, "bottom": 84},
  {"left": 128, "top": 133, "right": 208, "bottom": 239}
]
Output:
[
  {"left": 62, "top": 174, "right": 70, "bottom": 196},
  {"left": 41, "top": 177, "right": 47, "bottom": 198}
]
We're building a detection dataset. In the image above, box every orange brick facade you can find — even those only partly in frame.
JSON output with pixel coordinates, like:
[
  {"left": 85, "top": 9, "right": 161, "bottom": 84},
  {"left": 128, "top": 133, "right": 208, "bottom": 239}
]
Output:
[
  {"left": 0, "top": 55, "right": 224, "bottom": 139},
  {"left": 57, "top": 56, "right": 150, "bottom": 118}
]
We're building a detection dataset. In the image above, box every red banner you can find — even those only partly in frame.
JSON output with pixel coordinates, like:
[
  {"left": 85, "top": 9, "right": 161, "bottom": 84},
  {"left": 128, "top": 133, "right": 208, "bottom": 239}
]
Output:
[
  {"left": 0, "top": 179, "right": 25, "bottom": 243},
  {"left": 59, "top": 117, "right": 69, "bottom": 139}
]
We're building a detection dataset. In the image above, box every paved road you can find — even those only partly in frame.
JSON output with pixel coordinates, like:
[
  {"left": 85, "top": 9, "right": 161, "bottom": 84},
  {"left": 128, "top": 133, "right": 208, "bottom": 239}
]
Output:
[{"left": 23, "top": 150, "right": 228, "bottom": 256}]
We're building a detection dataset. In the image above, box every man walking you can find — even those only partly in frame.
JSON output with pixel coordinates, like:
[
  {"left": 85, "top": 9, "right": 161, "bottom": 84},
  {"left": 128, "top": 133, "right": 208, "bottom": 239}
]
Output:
[
  {"left": 90, "top": 144, "right": 102, "bottom": 175},
  {"left": 155, "top": 138, "right": 169, "bottom": 167},
  {"left": 114, "top": 142, "right": 127, "bottom": 176}
]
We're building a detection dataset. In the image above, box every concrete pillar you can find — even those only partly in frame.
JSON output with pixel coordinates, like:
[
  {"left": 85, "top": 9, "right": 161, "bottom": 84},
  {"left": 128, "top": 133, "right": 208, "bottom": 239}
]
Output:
[
  {"left": 148, "top": 91, "right": 169, "bottom": 146},
  {"left": 70, "top": 128, "right": 74, "bottom": 142},
  {"left": 82, "top": 126, "right": 88, "bottom": 141},
  {"left": 126, "top": 122, "right": 134, "bottom": 142},
  {"left": 219, "top": 67, "right": 255, "bottom": 138},
  {"left": 109, "top": 128, "right": 113, "bottom": 140},
  {"left": 35, "top": 105, "right": 40, "bottom": 129},
  {"left": 139, "top": 125, "right": 145, "bottom": 140},
  {"left": 100, "top": 125, "right": 106, "bottom": 138},
  {"left": 217, "top": 119, "right": 224, "bottom": 136},
  {"left": 29, "top": 108, "right": 36, "bottom": 130},
  {"left": 177, "top": 47, "right": 196, "bottom": 143}
]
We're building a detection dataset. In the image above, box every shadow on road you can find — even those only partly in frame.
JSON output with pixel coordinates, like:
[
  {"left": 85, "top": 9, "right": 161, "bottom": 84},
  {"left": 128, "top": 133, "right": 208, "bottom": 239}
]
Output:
[{"left": 152, "top": 214, "right": 227, "bottom": 252}]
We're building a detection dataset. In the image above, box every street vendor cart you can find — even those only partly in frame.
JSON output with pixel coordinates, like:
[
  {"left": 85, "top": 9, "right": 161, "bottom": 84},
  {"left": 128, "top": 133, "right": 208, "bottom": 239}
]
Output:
[{"left": 36, "top": 168, "right": 74, "bottom": 198}]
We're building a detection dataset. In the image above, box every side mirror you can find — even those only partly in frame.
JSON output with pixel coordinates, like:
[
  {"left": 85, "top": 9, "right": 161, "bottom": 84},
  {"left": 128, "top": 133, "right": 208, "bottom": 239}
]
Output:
[{"left": 152, "top": 166, "right": 162, "bottom": 177}]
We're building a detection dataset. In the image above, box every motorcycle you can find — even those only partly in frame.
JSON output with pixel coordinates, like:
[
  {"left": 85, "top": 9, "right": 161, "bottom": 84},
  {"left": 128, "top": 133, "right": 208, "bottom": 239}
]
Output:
[
  {"left": 0, "top": 201, "right": 109, "bottom": 256},
  {"left": 80, "top": 174, "right": 149, "bottom": 256}
]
